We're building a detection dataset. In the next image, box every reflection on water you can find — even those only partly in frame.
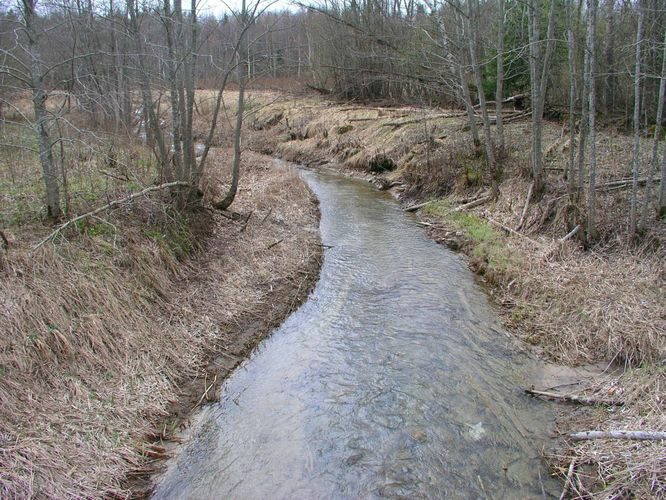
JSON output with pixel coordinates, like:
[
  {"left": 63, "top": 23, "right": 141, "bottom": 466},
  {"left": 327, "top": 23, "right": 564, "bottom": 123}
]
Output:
[{"left": 153, "top": 165, "right": 560, "bottom": 499}]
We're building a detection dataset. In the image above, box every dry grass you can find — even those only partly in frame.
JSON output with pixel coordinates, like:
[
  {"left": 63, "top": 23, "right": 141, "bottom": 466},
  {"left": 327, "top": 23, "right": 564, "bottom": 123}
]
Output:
[
  {"left": 549, "top": 366, "right": 665, "bottom": 499},
  {"left": 0, "top": 94, "right": 321, "bottom": 497}
]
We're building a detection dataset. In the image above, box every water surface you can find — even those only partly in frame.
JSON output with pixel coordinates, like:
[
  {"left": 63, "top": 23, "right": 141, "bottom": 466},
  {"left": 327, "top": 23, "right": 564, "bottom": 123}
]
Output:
[{"left": 153, "top": 166, "right": 559, "bottom": 499}]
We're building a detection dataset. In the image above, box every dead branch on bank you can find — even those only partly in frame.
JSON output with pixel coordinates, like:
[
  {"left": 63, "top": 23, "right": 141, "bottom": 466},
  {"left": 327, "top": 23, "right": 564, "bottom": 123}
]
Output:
[
  {"left": 525, "top": 388, "right": 623, "bottom": 406},
  {"left": 570, "top": 431, "right": 666, "bottom": 441},
  {"left": 403, "top": 200, "right": 434, "bottom": 212},
  {"left": 33, "top": 181, "right": 191, "bottom": 250}
]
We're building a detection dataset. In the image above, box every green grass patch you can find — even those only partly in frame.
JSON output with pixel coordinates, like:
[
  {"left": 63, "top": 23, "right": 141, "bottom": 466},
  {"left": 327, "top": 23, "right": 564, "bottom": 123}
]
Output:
[{"left": 424, "top": 197, "right": 519, "bottom": 275}]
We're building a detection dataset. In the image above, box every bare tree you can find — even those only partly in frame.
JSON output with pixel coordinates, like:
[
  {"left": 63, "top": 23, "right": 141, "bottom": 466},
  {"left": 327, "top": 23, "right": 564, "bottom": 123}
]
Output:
[
  {"left": 629, "top": 0, "right": 644, "bottom": 236},
  {"left": 214, "top": 3, "right": 250, "bottom": 210},
  {"left": 495, "top": 0, "right": 505, "bottom": 151},
  {"left": 22, "top": 0, "right": 62, "bottom": 219},
  {"left": 641, "top": 28, "right": 665, "bottom": 226},
  {"left": 527, "top": 0, "right": 556, "bottom": 197},
  {"left": 586, "top": 0, "right": 598, "bottom": 239},
  {"left": 467, "top": 0, "right": 498, "bottom": 197}
]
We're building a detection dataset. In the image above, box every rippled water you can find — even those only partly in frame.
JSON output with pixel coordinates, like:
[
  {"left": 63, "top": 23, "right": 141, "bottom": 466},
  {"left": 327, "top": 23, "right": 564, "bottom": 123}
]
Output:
[{"left": 153, "top": 166, "right": 560, "bottom": 499}]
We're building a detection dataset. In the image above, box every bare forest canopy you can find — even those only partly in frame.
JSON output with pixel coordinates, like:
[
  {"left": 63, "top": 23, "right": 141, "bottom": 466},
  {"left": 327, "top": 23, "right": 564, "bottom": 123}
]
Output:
[{"left": 0, "top": 0, "right": 665, "bottom": 239}]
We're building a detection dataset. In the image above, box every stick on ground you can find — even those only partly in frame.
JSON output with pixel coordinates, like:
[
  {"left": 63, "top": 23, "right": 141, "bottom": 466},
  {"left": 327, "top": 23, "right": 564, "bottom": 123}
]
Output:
[
  {"left": 33, "top": 181, "right": 191, "bottom": 250},
  {"left": 570, "top": 430, "right": 666, "bottom": 441}
]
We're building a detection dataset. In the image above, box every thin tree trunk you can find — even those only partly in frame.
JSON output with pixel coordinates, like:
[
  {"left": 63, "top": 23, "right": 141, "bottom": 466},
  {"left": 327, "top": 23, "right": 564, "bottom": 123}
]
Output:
[
  {"left": 215, "top": 4, "right": 248, "bottom": 211},
  {"left": 163, "top": 0, "right": 184, "bottom": 188},
  {"left": 495, "top": 0, "right": 505, "bottom": 150},
  {"left": 528, "top": 0, "right": 543, "bottom": 195},
  {"left": 629, "top": 1, "right": 644, "bottom": 236},
  {"left": 586, "top": 0, "right": 598, "bottom": 239},
  {"left": 656, "top": 0, "right": 666, "bottom": 218},
  {"left": 640, "top": 28, "right": 665, "bottom": 226},
  {"left": 23, "top": 0, "right": 62, "bottom": 219},
  {"left": 468, "top": 0, "right": 499, "bottom": 197},
  {"left": 566, "top": 23, "right": 577, "bottom": 189},
  {"left": 452, "top": 12, "right": 480, "bottom": 150},
  {"left": 602, "top": 0, "right": 615, "bottom": 116},
  {"left": 128, "top": 0, "right": 168, "bottom": 170}
]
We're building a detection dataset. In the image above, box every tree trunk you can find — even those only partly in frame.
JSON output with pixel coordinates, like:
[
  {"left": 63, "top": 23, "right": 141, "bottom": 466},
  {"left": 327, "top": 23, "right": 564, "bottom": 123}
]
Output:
[
  {"left": 128, "top": 0, "right": 168, "bottom": 170},
  {"left": 586, "top": 0, "right": 598, "bottom": 239},
  {"left": 215, "top": 3, "right": 248, "bottom": 211},
  {"left": 640, "top": 28, "right": 665, "bottom": 226},
  {"left": 629, "top": 0, "right": 644, "bottom": 236},
  {"left": 602, "top": 0, "right": 615, "bottom": 116},
  {"left": 495, "top": 0, "right": 505, "bottom": 151},
  {"left": 23, "top": 0, "right": 62, "bottom": 219},
  {"left": 468, "top": 0, "right": 499, "bottom": 198}
]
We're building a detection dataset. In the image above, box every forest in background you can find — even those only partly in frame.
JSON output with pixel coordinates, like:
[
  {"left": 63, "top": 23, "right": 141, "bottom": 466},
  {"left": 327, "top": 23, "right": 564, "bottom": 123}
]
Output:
[{"left": 0, "top": 0, "right": 665, "bottom": 239}]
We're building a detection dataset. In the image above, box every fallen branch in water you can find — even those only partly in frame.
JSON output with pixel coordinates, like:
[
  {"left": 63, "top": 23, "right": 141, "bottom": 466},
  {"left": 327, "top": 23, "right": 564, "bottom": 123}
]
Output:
[
  {"left": 525, "top": 388, "right": 623, "bottom": 406},
  {"left": 33, "top": 181, "right": 191, "bottom": 250},
  {"left": 570, "top": 430, "right": 666, "bottom": 441}
]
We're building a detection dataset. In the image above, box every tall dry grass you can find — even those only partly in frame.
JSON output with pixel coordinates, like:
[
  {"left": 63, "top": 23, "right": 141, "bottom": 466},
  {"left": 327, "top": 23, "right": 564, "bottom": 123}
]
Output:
[{"left": 0, "top": 98, "right": 321, "bottom": 497}]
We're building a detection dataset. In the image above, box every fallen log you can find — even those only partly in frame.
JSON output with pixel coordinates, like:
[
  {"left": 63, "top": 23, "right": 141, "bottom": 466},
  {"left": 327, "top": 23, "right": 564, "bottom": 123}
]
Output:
[
  {"left": 403, "top": 200, "right": 434, "bottom": 212},
  {"left": 525, "top": 388, "right": 622, "bottom": 406},
  {"left": 453, "top": 195, "right": 491, "bottom": 212},
  {"left": 570, "top": 430, "right": 666, "bottom": 441},
  {"left": 595, "top": 177, "right": 659, "bottom": 191},
  {"left": 485, "top": 216, "right": 543, "bottom": 247},
  {"left": 382, "top": 112, "right": 467, "bottom": 128}
]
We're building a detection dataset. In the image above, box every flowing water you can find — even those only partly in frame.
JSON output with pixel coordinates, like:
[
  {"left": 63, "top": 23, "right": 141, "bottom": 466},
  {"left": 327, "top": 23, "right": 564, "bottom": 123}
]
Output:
[{"left": 153, "top": 166, "right": 560, "bottom": 499}]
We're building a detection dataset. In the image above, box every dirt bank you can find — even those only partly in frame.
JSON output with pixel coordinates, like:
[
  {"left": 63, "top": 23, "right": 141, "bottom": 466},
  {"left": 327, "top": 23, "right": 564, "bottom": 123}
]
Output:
[
  {"left": 0, "top": 143, "right": 321, "bottom": 497},
  {"left": 245, "top": 91, "right": 665, "bottom": 499}
]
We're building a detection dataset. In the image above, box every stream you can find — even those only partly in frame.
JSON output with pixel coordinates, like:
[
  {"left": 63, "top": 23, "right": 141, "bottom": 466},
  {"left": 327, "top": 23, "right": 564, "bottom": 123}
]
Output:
[{"left": 153, "top": 165, "right": 560, "bottom": 499}]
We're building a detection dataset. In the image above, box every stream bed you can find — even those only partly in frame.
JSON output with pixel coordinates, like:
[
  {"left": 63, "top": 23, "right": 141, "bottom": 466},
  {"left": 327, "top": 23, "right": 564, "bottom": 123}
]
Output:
[{"left": 153, "top": 165, "right": 560, "bottom": 499}]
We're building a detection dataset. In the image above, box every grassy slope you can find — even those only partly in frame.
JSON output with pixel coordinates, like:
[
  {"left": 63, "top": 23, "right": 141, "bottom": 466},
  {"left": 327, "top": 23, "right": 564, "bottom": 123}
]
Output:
[
  {"left": 0, "top": 105, "right": 321, "bottom": 497},
  {"left": 246, "top": 91, "right": 665, "bottom": 499}
]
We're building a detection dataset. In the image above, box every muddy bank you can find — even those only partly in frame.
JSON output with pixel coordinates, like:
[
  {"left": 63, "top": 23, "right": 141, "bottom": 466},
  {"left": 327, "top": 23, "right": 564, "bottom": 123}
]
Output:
[{"left": 128, "top": 153, "right": 323, "bottom": 497}]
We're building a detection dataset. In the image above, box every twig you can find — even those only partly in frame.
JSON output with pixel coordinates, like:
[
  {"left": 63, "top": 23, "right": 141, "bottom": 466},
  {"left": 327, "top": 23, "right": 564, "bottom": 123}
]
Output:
[
  {"left": 266, "top": 238, "right": 283, "bottom": 250},
  {"left": 453, "top": 195, "right": 491, "bottom": 212},
  {"left": 559, "top": 225, "right": 581, "bottom": 243},
  {"left": 404, "top": 200, "right": 434, "bottom": 212},
  {"left": 33, "top": 181, "right": 190, "bottom": 250},
  {"left": 516, "top": 182, "right": 533, "bottom": 231},
  {"left": 195, "top": 374, "right": 218, "bottom": 408},
  {"left": 525, "top": 388, "right": 623, "bottom": 406},
  {"left": 485, "top": 217, "right": 543, "bottom": 247},
  {"left": 570, "top": 430, "right": 666, "bottom": 441},
  {"left": 239, "top": 210, "right": 254, "bottom": 233},
  {"left": 259, "top": 208, "right": 273, "bottom": 225},
  {"left": 559, "top": 460, "right": 576, "bottom": 500}
]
